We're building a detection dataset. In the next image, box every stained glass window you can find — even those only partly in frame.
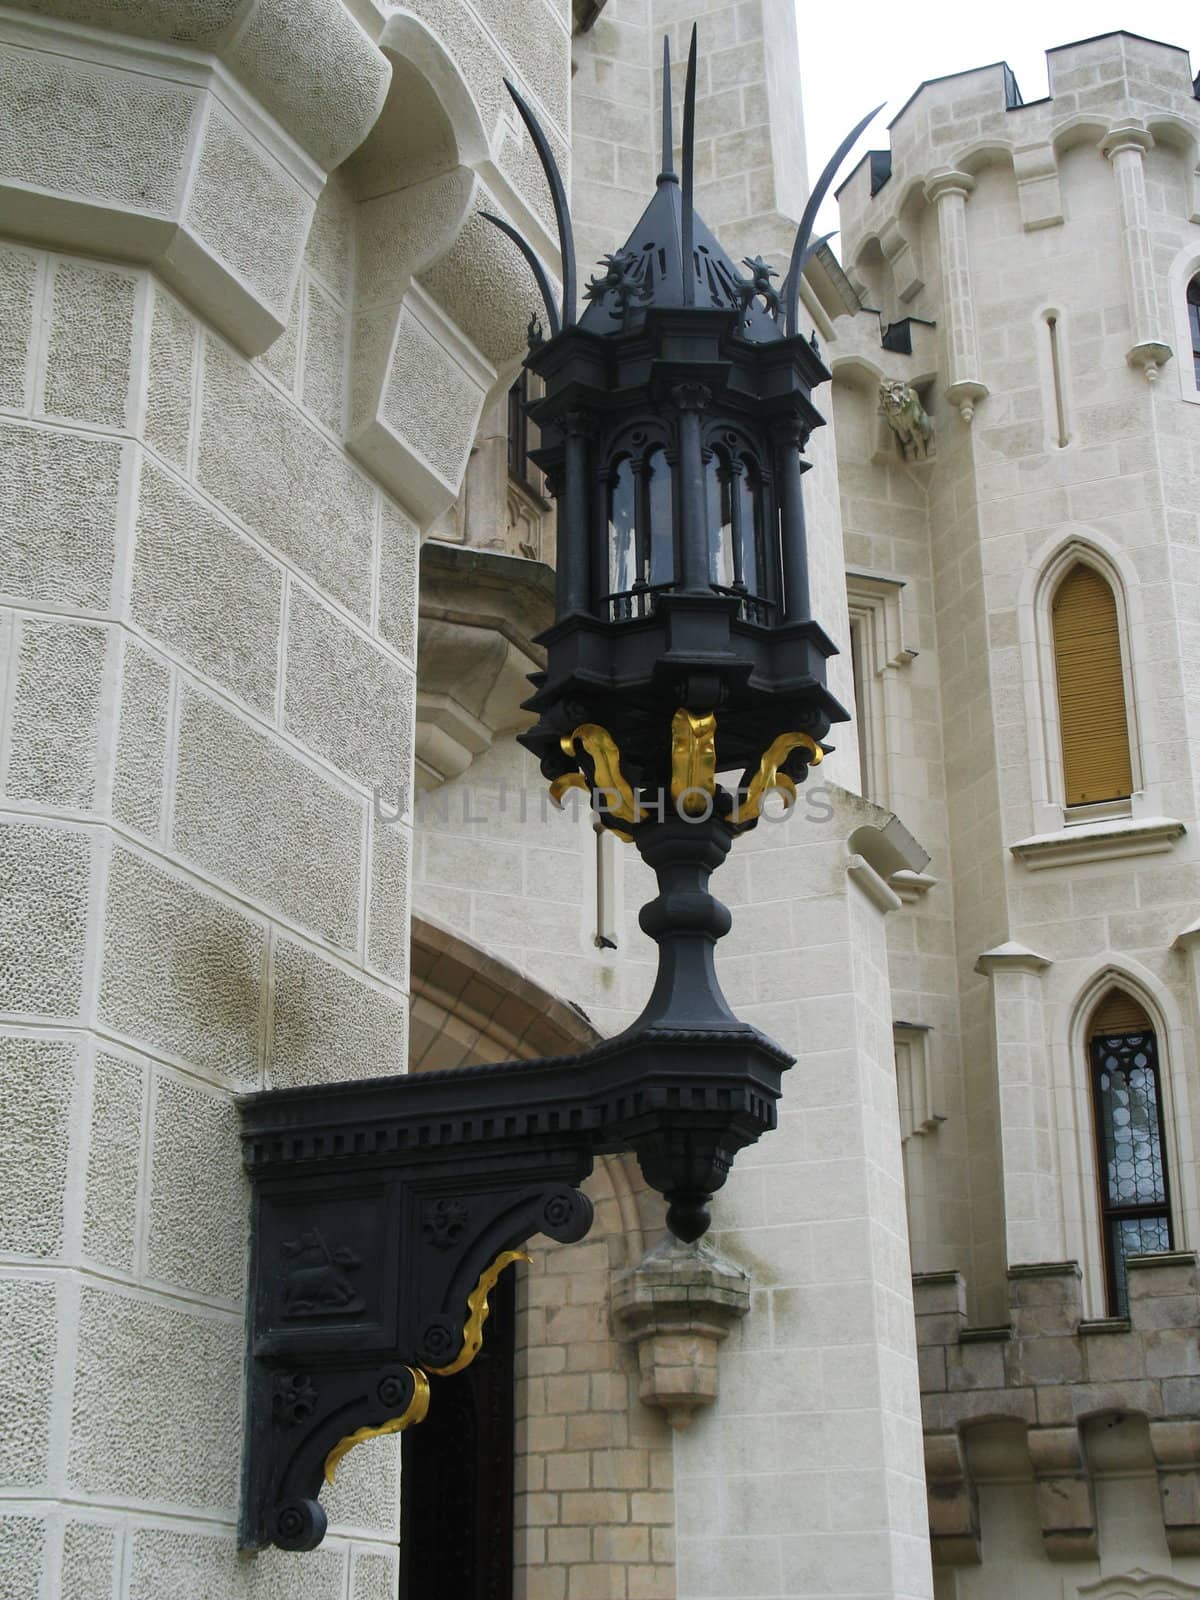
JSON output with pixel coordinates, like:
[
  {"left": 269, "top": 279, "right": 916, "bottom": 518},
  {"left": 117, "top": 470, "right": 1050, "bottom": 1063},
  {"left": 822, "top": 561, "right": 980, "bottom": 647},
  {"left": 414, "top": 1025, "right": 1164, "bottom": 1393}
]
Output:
[
  {"left": 1189, "top": 275, "right": 1200, "bottom": 389},
  {"left": 1090, "top": 1003, "right": 1172, "bottom": 1315}
]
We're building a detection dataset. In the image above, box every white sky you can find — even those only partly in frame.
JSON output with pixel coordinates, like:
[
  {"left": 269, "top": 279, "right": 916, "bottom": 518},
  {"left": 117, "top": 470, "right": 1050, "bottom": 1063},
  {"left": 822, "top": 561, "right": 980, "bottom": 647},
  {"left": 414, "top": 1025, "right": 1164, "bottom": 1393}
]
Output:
[{"left": 798, "top": 1, "right": 1199, "bottom": 238}]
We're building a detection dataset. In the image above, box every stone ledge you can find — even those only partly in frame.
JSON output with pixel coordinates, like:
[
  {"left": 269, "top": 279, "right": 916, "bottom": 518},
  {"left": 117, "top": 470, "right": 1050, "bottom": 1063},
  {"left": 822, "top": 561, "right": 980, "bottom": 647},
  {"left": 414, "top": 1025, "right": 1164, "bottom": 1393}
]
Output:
[{"left": 1009, "top": 816, "right": 1186, "bottom": 869}]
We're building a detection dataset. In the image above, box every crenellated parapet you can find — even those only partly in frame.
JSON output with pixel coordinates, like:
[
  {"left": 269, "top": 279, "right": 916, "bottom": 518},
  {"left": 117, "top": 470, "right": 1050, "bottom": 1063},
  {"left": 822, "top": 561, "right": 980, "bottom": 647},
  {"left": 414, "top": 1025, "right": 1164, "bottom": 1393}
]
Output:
[
  {"left": 916, "top": 1255, "right": 1200, "bottom": 1565},
  {"left": 836, "top": 31, "right": 1200, "bottom": 397}
]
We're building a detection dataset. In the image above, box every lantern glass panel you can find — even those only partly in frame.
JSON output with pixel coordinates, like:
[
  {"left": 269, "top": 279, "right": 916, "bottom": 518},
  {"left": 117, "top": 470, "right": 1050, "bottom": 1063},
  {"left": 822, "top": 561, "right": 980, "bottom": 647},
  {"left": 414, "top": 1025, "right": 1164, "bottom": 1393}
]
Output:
[
  {"left": 608, "top": 457, "right": 636, "bottom": 599},
  {"left": 705, "top": 451, "right": 734, "bottom": 588},
  {"left": 737, "top": 457, "right": 762, "bottom": 597},
  {"left": 646, "top": 447, "right": 674, "bottom": 587}
]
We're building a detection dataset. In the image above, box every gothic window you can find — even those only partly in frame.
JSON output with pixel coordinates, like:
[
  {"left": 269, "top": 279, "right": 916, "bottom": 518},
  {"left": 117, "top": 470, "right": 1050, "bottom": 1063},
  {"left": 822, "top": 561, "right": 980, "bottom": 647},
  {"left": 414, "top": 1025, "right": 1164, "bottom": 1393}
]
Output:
[
  {"left": 1089, "top": 990, "right": 1173, "bottom": 1316},
  {"left": 1051, "top": 562, "right": 1133, "bottom": 807},
  {"left": 1189, "top": 274, "right": 1200, "bottom": 389},
  {"left": 605, "top": 435, "right": 674, "bottom": 618},
  {"left": 703, "top": 439, "right": 771, "bottom": 623}
]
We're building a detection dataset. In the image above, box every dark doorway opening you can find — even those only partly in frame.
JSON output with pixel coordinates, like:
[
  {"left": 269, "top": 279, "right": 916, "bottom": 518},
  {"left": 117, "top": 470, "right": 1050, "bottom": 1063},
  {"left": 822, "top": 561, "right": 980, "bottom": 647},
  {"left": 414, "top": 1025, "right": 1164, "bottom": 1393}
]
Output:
[{"left": 399, "top": 1267, "right": 516, "bottom": 1599}]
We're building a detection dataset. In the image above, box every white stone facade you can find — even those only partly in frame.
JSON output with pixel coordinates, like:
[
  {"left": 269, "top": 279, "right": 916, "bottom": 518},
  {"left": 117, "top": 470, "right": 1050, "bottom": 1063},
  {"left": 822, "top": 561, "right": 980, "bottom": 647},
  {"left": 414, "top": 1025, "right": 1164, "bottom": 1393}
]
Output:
[{"left": 2, "top": 4, "right": 1200, "bottom": 1600}]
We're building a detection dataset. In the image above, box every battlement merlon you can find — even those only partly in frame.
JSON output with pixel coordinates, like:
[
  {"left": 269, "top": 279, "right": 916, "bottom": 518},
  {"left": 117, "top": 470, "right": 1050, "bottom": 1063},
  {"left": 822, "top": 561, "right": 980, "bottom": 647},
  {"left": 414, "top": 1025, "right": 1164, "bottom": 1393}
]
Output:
[{"left": 835, "top": 30, "right": 1200, "bottom": 258}]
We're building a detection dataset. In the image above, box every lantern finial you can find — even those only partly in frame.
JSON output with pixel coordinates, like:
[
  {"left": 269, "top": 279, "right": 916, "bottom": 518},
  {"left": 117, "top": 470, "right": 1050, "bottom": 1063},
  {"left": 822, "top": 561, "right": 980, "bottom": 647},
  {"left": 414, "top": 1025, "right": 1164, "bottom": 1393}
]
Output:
[{"left": 658, "top": 35, "right": 676, "bottom": 184}]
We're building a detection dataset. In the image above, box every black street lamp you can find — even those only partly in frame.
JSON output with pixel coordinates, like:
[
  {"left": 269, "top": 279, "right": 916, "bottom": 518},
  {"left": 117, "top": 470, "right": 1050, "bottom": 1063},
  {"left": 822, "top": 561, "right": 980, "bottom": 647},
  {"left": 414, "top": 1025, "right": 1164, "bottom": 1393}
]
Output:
[{"left": 239, "top": 32, "right": 875, "bottom": 1553}]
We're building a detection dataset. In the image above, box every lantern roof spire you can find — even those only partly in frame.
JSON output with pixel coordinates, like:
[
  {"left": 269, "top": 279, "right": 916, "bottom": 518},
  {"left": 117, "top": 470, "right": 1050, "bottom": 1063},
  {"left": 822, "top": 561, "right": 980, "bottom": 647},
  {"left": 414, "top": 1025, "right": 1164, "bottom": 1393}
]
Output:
[{"left": 481, "top": 29, "right": 881, "bottom": 347}]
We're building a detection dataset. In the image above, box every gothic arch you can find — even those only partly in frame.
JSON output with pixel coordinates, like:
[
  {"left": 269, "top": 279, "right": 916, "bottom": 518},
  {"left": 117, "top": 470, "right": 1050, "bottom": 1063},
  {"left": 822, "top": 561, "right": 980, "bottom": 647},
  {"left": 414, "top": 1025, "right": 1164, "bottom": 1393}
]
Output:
[
  {"left": 1050, "top": 960, "right": 1197, "bottom": 1316},
  {"left": 1166, "top": 239, "right": 1200, "bottom": 406},
  {"left": 1018, "top": 529, "right": 1149, "bottom": 828}
]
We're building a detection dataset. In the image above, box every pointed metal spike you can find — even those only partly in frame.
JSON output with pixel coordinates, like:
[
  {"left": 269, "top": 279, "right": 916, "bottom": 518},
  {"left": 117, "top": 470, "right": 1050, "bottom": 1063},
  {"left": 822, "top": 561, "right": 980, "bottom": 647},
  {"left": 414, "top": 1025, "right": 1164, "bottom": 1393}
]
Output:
[
  {"left": 783, "top": 104, "right": 883, "bottom": 337},
  {"left": 658, "top": 35, "right": 675, "bottom": 182},
  {"left": 480, "top": 211, "right": 561, "bottom": 337},
  {"left": 681, "top": 24, "right": 698, "bottom": 306},
  {"left": 503, "top": 78, "right": 577, "bottom": 327}
]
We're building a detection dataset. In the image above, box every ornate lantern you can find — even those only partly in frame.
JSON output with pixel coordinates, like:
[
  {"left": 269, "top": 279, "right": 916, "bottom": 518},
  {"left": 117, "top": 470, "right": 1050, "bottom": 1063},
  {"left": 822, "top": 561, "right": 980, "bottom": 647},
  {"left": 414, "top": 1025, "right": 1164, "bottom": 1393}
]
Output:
[{"left": 239, "top": 31, "right": 876, "bottom": 1554}]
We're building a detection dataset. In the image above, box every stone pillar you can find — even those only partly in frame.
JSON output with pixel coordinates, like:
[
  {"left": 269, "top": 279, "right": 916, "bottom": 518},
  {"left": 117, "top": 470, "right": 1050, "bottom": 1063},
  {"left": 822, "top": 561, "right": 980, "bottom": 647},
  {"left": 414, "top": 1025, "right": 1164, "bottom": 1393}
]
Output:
[
  {"left": 1101, "top": 122, "right": 1174, "bottom": 382},
  {"left": 924, "top": 170, "right": 988, "bottom": 422},
  {"left": 672, "top": 796, "right": 934, "bottom": 1600},
  {"left": 975, "top": 943, "right": 1063, "bottom": 1268}
]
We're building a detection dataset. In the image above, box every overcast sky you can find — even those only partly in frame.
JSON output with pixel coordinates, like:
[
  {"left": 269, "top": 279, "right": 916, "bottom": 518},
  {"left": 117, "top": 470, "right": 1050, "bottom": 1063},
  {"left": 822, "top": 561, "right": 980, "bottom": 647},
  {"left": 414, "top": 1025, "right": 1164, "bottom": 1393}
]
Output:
[{"left": 799, "top": 1, "right": 1199, "bottom": 238}]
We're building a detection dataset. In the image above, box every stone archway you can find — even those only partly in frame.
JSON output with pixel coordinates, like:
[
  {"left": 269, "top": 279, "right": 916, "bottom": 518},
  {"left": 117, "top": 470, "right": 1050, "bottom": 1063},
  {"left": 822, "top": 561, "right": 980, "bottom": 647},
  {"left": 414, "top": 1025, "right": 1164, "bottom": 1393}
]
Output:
[{"left": 405, "top": 916, "right": 675, "bottom": 1600}]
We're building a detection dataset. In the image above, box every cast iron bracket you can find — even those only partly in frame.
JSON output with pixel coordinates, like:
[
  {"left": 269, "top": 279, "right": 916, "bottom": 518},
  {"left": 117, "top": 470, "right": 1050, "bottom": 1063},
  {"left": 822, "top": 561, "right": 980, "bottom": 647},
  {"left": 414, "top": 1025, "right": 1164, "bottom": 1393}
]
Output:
[
  {"left": 239, "top": 819, "right": 791, "bottom": 1552},
  {"left": 239, "top": 1024, "right": 788, "bottom": 1550}
]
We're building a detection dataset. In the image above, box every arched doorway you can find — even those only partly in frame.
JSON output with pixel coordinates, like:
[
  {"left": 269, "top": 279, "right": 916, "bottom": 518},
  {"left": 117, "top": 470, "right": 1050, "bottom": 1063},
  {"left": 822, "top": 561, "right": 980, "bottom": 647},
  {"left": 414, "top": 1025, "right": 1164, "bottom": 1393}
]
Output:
[{"left": 401, "top": 918, "right": 601, "bottom": 1600}]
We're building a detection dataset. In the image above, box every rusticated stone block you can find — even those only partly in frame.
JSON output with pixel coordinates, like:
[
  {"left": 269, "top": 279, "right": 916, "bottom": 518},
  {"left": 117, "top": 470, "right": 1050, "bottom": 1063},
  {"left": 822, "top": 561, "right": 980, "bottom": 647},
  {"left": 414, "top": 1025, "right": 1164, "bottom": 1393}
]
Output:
[
  {"left": 99, "top": 845, "right": 265, "bottom": 1087},
  {"left": 0, "top": 819, "right": 91, "bottom": 1019},
  {"left": 0, "top": 420, "right": 121, "bottom": 610},
  {"left": 171, "top": 688, "right": 362, "bottom": 948},
  {"left": 42, "top": 258, "right": 137, "bottom": 429},
  {"left": 0, "top": 1035, "right": 77, "bottom": 1259},
  {"left": 5, "top": 617, "right": 107, "bottom": 809},
  {"left": 1006, "top": 1335, "right": 1084, "bottom": 1387},
  {"left": 0, "top": 1276, "right": 57, "bottom": 1488},
  {"left": 131, "top": 459, "right": 282, "bottom": 712},
  {"left": 68, "top": 1285, "right": 242, "bottom": 1514}
]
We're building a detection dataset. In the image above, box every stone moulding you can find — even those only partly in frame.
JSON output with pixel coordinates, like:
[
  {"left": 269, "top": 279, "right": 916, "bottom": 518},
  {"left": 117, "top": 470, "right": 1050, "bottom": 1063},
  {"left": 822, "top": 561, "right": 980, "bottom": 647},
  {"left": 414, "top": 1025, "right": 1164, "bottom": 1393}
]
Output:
[{"left": 611, "top": 1235, "right": 751, "bottom": 1430}]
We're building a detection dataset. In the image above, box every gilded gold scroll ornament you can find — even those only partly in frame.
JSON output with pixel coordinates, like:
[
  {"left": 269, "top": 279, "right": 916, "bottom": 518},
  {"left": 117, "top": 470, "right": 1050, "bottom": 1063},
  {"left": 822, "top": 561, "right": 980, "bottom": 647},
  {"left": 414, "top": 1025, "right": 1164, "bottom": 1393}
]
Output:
[
  {"left": 734, "top": 732, "right": 823, "bottom": 828},
  {"left": 549, "top": 772, "right": 590, "bottom": 809},
  {"left": 424, "top": 1250, "right": 531, "bottom": 1378},
  {"left": 559, "top": 724, "right": 642, "bottom": 828},
  {"left": 670, "top": 709, "right": 717, "bottom": 817},
  {"left": 323, "top": 1368, "right": 430, "bottom": 1486}
]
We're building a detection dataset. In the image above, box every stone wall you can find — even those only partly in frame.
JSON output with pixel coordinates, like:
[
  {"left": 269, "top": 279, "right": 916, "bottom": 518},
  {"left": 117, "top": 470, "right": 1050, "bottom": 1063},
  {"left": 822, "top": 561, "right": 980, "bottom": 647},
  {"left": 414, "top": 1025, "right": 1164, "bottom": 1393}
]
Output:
[
  {"left": 917, "top": 1254, "right": 1200, "bottom": 1588},
  {"left": 832, "top": 30, "right": 1200, "bottom": 1324},
  {"left": 0, "top": 0, "right": 567, "bottom": 1593}
]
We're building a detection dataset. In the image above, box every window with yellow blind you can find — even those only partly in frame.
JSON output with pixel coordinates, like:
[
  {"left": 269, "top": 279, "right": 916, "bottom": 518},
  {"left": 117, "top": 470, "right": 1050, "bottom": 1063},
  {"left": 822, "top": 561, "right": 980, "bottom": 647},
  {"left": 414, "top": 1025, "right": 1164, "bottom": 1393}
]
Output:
[{"left": 1051, "top": 562, "right": 1133, "bottom": 807}]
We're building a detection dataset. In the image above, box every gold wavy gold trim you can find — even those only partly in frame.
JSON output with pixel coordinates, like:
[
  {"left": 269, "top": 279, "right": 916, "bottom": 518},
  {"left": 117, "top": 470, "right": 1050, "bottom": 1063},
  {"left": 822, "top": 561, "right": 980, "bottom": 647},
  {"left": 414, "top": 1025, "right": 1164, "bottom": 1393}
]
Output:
[
  {"left": 424, "top": 1250, "right": 531, "bottom": 1377},
  {"left": 549, "top": 772, "right": 590, "bottom": 808},
  {"left": 560, "top": 725, "right": 641, "bottom": 826},
  {"left": 735, "top": 732, "right": 822, "bottom": 826},
  {"left": 323, "top": 1368, "right": 430, "bottom": 1486},
  {"left": 670, "top": 708, "right": 717, "bottom": 817}
]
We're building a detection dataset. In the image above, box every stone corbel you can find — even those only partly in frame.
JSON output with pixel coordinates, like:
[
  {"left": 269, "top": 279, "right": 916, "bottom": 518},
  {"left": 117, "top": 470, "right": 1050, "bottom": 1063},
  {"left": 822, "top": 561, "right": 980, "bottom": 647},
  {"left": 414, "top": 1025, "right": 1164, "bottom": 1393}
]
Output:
[
  {"left": 611, "top": 1235, "right": 751, "bottom": 1430},
  {"left": 924, "top": 1430, "right": 981, "bottom": 1565},
  {"left": 1150, "top": 1419, "right": 1200, "bottom": 1555},
  {"left": 1028, "top": 1424, "right": 1098, "bottom": 1560},
  {"left": 415, "top": 540, "right": 554, "bottom": 790},
  {"left": 1013, "top": 142, "right": 1065, "bottom": 232}
]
